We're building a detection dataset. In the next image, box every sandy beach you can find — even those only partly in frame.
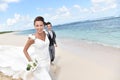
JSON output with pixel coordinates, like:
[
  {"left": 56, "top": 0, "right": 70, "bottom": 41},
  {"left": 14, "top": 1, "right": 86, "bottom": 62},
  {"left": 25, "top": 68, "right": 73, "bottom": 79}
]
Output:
[{"left": 0, "top": 32, "right": 120, "bottom": 80}]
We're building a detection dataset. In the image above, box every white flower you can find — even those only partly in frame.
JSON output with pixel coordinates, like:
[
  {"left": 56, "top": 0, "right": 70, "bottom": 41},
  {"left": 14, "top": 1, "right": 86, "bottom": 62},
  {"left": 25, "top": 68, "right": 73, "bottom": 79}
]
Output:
[{"left": 26, "top": 59, "right": 38, "bottom": 71}]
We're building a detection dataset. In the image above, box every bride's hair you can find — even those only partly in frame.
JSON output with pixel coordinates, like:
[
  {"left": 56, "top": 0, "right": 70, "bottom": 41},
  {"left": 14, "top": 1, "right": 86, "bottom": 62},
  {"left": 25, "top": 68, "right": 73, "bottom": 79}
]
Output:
[{"left": 34, "top": 16, "right": 46, "bottom": 25}]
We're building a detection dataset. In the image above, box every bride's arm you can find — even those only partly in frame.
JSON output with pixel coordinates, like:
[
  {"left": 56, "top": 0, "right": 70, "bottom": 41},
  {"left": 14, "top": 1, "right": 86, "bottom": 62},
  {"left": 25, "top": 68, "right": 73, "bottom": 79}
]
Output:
[{"left": 23, "top": 38, "right": 34, "bottom": 62}]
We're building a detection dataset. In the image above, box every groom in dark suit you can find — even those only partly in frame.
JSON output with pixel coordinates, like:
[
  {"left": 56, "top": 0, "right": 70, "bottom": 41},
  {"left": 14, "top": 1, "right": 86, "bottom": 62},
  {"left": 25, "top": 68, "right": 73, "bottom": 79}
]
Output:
[{"left": 46, "top": 22, "right": 57, "bottom": 64}]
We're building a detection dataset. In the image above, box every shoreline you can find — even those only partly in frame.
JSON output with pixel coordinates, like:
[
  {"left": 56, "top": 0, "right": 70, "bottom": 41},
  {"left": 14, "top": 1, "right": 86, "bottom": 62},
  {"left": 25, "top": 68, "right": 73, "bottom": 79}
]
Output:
[
  {"left": 0, "top": 31, "right": 14, "bottom": 34},
  {"left": 0, "top": 32, "right": 120, "bottom": 80},
  {"left": 57, "top": 37, "right": 120, "bottom": 49}
]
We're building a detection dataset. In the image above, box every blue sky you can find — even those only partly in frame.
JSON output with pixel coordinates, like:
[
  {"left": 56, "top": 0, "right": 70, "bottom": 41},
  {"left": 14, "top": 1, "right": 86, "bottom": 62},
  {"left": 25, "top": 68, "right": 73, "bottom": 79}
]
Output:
[{"left": 0, "top": 0, "right": 119, "bottom": 31}]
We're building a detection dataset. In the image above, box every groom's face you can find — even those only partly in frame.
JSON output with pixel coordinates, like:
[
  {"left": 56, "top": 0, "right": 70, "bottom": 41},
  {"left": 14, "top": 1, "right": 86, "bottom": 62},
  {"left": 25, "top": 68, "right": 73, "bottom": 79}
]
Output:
[{"left": 47, "top": 24, "right": 52, "bottom": 30}]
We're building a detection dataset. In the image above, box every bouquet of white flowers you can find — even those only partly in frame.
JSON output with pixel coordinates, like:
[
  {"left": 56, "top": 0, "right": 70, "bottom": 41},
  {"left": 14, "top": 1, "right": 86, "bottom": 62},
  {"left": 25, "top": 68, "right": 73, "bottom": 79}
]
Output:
[{"left": 26, "top": 59, "right": 38, "bottom": 71}]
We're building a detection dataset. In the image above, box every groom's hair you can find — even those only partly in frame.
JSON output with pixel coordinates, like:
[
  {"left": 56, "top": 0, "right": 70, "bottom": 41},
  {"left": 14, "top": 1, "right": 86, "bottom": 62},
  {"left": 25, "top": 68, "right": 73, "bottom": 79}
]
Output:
[{"left": 46, "top": 22, "right": 52, "bottom": 26}]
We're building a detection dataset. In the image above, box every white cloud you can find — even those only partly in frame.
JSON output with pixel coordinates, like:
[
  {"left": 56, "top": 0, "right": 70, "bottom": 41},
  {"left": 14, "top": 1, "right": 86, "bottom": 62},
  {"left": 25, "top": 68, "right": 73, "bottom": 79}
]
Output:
[
  {"left": 0, "top": 3, "right": 8, "bottom": 11},
  {"left": 43, "top": 5, "right": 92, "bottom": 25},
  {"left": 56, "top": 6, "right": 69, "bottom": 14},
  {"left": 0, "top": 0, "right": 19, "bottom": 12},
  {"left": 91, "top": 0, "right": 117, "bottom": 12},
  {"left": 2, "top": 0, "right": 19, "bottom": 3},
  {"left": 73, "top": 0, "right": 118, "bottom": 14},
  {"left": 42, "top": 0, "right": 118, "bottom": 25},
  {"left": 73, "top": 4, "right": 89, "bottom": 12},
  {"left": 36, "top": 7, "right": 53, "bottom": 12},
  {"left": 42, "top": 6, "right": 73, "bottom": 24},
  {"left": 91, "top": 0, "right": 116, "bottom": 4},
  {"left": 6, "top": 13, "right": 33, "bottom": 27},
  {"left": 51, "top": 6, "right": 71, "bottom": 19},
  {"left": 73, "top": 5, "right": 82, "bottom": 10},
  {"left": 70, "top": 5, "right": 91, "bottom": 21},
  {"left": 101, "top": 3, "right": 117, "bottom": 11},
  {"left": 7, "top": 14, "right": 21, "bottom": 26},
  {"left": 0, "top": 13, "right": 33, "bottom": 31}
]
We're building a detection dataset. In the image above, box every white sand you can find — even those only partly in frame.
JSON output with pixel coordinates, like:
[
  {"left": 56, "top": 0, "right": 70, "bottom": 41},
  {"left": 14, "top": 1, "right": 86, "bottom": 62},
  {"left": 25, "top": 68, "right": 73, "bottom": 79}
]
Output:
[
  {"left": 0, "top": 32, "right": 120, "bottom": 80},
  {"left": 0, "top": 32, "right": 26, "bottom": 46}
]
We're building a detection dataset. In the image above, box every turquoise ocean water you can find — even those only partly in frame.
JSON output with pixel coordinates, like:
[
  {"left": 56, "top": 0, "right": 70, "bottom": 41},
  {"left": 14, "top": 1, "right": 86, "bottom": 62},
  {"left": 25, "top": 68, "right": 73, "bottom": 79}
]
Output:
[{"left": 17, "top": 17, "right": 120, "bottom": 48}]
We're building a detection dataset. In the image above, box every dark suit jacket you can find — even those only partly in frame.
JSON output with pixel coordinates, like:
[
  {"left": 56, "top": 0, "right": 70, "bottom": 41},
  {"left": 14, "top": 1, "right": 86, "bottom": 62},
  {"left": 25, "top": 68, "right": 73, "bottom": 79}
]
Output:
[{"left": 47, "top": 30, "right": 57, "bottom": 46}]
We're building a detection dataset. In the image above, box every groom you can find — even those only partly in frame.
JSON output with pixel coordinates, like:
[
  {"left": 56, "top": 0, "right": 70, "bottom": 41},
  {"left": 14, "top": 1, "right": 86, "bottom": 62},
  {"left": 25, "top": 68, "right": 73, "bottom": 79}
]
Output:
[{"left": 46, "top": 22, "right": 57, "bottom": 64}]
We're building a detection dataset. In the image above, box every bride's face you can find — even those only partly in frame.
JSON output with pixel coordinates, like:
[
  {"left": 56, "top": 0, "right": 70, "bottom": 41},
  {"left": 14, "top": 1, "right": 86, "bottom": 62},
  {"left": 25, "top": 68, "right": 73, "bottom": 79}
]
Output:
[{"left": 34, "top": 21, "right": 44, "bottom": 33}]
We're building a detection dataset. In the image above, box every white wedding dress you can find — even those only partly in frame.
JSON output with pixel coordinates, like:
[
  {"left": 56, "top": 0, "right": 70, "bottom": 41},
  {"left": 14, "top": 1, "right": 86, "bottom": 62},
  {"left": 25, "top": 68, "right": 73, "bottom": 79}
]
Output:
[{"left": 0, "top": 34, "right": 52, "bottom": 80}]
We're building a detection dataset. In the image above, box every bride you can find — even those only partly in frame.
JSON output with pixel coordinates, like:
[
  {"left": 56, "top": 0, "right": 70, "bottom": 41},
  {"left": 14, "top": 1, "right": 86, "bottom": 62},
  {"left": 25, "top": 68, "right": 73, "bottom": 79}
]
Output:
[
  {"left": 0, "top": 16, "right": 52, "bottom": 80},
  {"left": 23, "top": 16, "right": 52, "bottom": 80}
]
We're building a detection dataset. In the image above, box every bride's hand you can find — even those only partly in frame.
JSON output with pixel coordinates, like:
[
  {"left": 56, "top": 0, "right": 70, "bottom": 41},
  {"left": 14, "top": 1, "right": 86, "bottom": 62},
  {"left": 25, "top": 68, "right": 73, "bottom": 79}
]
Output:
[
  {"left": 28, "top": 57, "right": 32, "bottom": 62},
  {"left": 28, "top": 59, "right": 32, "bottom": 62}
]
